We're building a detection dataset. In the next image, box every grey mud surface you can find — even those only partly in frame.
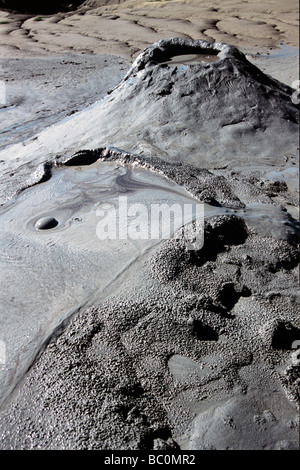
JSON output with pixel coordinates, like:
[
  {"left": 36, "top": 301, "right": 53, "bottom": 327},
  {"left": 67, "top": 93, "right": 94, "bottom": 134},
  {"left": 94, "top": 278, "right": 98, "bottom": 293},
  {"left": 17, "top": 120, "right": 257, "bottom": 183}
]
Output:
[
  {"left": 0, "top": 38, "right": 299, "bottom": 450},
  {"left": 0, "top": 53, "right": 129, "bottom": 148}
]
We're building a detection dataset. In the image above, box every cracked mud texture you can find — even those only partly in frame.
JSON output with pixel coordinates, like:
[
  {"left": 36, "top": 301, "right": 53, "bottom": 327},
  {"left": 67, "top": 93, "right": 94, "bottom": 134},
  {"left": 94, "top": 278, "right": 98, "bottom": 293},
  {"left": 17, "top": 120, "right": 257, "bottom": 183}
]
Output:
[{"left": 0, "top": 38, "right": 299, "bottom": 449}]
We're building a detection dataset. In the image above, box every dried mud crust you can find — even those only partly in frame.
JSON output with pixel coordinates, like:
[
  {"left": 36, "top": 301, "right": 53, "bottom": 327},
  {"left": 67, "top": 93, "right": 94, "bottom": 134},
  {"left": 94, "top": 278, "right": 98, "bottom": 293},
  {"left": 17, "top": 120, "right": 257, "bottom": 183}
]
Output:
[{"left": 0, "top": 211, "right": 298, "bottom": 450}]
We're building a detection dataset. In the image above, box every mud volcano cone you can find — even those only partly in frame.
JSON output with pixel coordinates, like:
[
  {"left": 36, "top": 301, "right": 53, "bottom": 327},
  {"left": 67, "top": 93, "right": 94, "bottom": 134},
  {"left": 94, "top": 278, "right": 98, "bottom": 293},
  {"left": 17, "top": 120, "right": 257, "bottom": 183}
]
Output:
[{"left": 91, "top": 38, "right": 298, "bottom": 170}]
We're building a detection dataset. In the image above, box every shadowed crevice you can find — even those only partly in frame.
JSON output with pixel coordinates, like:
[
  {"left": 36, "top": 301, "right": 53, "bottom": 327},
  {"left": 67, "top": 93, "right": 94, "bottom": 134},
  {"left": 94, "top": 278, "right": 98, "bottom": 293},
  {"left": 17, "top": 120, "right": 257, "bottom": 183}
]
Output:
[
  {"left": 0, "top": 1, "right": 84, "bottom": 14},
  {"left": 219, "top": 283, "right": 251, "bottom": 310},
  {"left": 272, "top": 322, "right": 300, "bottom": 350},
  {"left": 191, "top": 320, "right": 219, "bottom": 341}
]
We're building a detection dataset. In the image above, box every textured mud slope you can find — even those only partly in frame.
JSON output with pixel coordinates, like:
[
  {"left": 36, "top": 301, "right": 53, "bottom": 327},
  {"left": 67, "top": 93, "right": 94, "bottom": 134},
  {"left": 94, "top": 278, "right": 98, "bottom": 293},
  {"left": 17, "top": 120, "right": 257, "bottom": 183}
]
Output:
[{"left": 0, "top": 39, "right": 299, "bottom": 450}]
